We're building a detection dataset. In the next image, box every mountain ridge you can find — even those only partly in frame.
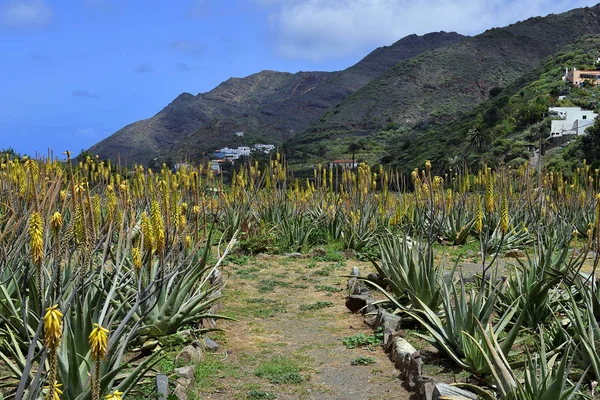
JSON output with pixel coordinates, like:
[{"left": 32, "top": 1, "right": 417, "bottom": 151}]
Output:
[{"left": 88, "top": 31, "right": 467, "bottom": 164}]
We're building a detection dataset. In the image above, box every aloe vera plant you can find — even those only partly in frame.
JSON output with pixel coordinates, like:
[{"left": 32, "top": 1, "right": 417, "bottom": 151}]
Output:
[
  {"left": 460, "top": 325, "right": 585, "bottom": 400},
  {"left": 371, "top": 235, "right": 444, "bottom": 311},
  {"left": 404, "top": 278, "right": 525, "bottom": 375}
]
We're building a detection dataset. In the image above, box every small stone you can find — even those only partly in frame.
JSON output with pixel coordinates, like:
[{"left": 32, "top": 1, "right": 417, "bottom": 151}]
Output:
[
  {"left": 175, "top": 366, "right": 195, "bottom": 382},
  {"left": 204, "top": 337, "right": 219, "bottom": 352},
  {"left": 352, "top": 283, "right": 370, "bottom": 296},
  {"left": 465, "top": 250, "right": 475, "bottom": 258},
  {"left": 504, "top": 249, "right": 526, "bottom": 258},
  {"left": 173, "top": 383, "right": 188, "bottom": 400},
  {"left": 416, "top": 376, "right": 435, "bottom": 400},
  {"left": 350, "top": 266, "right": 361, "bottom": 276},
  {"left": 345, "top": 294, "right": 371, "bottom": 312},
  {"left": 366, "top": 272, "right": 386, "bottom": 287},
  {"left": 375, "top": 308, "right": 402, "bottom": 332},
  {"left": 432, "top": 382, "right": 477, "bottom": 399},
  {"left": 156, "top": 374, "right": 169, "bottom": 398},
  {"left": 364, "top": 313, "right": 378, "bottom": 327},
  {"left": 285, "top": 252, "right": 303, "bottom": 258},
  {"left": 175, "top": 344, "right": 203, "bottom": 366},
  {"left": 391, "top": 337, "right": 422, "bottom": 388}
]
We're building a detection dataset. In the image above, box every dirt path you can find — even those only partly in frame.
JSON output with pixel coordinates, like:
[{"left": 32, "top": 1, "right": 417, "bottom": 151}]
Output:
[{"left": 190, "top": 254, "right": 412, "bottom": 400}]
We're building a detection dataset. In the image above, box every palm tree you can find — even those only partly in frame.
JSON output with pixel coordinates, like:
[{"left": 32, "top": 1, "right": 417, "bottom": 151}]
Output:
[
  {"left": 444, "top": 155, "right": 463, "bottom": 173},
  {"left": 347, "top": 138, "right": 369, "bottom": 169},
  {"left": 467, "top": 128, "right": 492, "bottom": 151}
]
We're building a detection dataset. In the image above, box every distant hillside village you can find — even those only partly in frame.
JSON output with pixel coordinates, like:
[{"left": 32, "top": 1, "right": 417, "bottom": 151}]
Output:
[
  {"left": 210, "top": 135, "right": 276, "bottom": 172},
  {"left": 545, "top": 66, "right": 600, "bottom": 142}
]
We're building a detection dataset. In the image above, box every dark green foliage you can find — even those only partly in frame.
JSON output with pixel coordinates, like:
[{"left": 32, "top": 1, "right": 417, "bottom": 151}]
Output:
[
  {"left": 255, "top": 357, "right": 304, "bottom": 384},
  {"left": 314, "top": 285, "right": 343, "bottom": 293},
  {"left": 287, "top": 8, "right": 600, "bottom": 171},
  {"left": 342, "top": 328, "right": 384, "bottom": 349},
  {"left": 299, "top": 301, "right": 334, "bottom": 311},
  {"left": 350, "top": 356, "right": 376, "bottom": 365},
  {"left": 581, "top": 118, "right": 600, "bottom": 169},
  {"left": 257, "top": 280, "right": 291, "bottom": 293},
  {"left": 383, "top": 35, "right": 600, "bottom": 174},
  {"left": 247, "top": 390, "right": 277, "bottom": 399}
]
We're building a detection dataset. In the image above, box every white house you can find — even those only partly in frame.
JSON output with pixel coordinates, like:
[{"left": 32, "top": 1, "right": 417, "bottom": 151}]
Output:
[
  {"left": 218, "top": 147, "right": 239, "bottom": 155},
  {"left": 253, "top": 144, "right": 276, "bottom": 154},
  {"left": 549, "top": 107, "right": 598, "bottom": 138},
  {"left": 237, "top": 146, "right": 251, "bottom": 156},
  {"left": 329, "top": 159, "right": 358, "bottom": 169},
  {"left": 235, "top": 131, "right": 245, "bottom": 137},
  {"left": 210, "top": 159, "right": 223, "bottom": 172}
]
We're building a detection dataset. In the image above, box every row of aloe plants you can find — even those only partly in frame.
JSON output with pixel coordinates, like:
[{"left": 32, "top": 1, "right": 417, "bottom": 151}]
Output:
[
  {"left": 2, "top": 150, "right": 600, "bottom": 398},
  {"left": 365, "top": 208, "right": 600, "bottom": 398},
  {"left": 0, "top": 154, "right": 236, "bottom": 399}
]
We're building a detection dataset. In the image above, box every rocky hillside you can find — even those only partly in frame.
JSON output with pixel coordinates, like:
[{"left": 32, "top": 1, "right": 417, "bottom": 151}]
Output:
[{"left": 89, "top": 32, "right": 465, "bottom": 165}]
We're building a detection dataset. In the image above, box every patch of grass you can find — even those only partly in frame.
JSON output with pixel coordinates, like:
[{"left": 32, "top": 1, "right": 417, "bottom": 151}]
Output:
[
  {"left": 306, "top": 261, "right": 318, "bottom": 269},
  {"left": 193, "top": 354, "right": 240, "bottom": 391},
  {"left": 257, "top": 279, "right": 291, "bottom": 293},
  {"left": 312, "top": 251, "right": 346, "bottom": 263},
  {"left": 342, "top": 328, "right": 384, "bottom": 349},
  {"left": 351, "top": 356, "right": 376, "bottom": 365},
  {"left": 226, "top": 254, "right": 252, "bottom": 265},
  {"left": 247, "top": 298, "right": 287, "bottom": 318},
  {"left": 292, "top": 284, "right": 309, "bottom": 289},
  {"left": 236, "top": 267, "right": 261, "bottom": 279},
  {"left": 247, "top": 297, "right": 277, "bottom": 304},
  {"left": 315, "top": 285, "right": 343, "bottom": 293},
  {"left": 254, "top": 305, "right": 287, "bottom": 318},
  {"left": 313, "top": 261, "right": 346, "bottom": 277},
  {"left": 299, "top": 301, "right": 334, "bottom": 311},
  {"left": 255, "top": 356, "right": 304, "bottom": 384},
  {"left": 313, "top": 266, "right": 334, "bottom": 276},
  {"left": 247, "top": 389, "right": 277, "bottom": 399}
]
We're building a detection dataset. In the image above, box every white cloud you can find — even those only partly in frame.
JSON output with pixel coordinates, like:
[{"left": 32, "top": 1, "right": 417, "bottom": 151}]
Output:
[
  {"left": 0, "top": 0, "right": 53, "bottom": 30},
  {"left": 257, "top": 0, "right": 596, "bottom": 61}
]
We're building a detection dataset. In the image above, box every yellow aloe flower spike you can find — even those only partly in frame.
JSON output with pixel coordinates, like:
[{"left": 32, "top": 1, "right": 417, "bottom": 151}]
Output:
[
  {"left": 104, "top": 390, "right": 124, "bottom": 400},
  {"left": 89, "top": 323, "right": 109, "bottom": 360},
  {"left": 44, "top": 305, "right": 63, "bottom": 349}
]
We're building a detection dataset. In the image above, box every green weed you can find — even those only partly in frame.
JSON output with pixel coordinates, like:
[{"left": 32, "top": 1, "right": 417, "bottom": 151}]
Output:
[
  {"left": 315, "top": 285, "right": 343, "bottom": 293},
  {"left": 350, "top": 356, "right": 376, "bottom": 365},
  {"left": 257, "top": 280, "right": 291, "bottom": 293},
  {"left": 299, "top": 301, "right": 334, "bottom": 311},
  {"left": 255, "top": 356, "right": 304, "bottom": 384}
]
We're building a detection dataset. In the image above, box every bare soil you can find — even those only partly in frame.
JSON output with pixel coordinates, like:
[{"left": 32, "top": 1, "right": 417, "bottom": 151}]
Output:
[{"left": 190, "top": 254, "right": 412, "bottom": 400}]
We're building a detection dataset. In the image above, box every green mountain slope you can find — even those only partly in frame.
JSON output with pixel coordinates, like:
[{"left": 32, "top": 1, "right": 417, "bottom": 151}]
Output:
[
  {"left": 288, "top": 4, "right": 600, "bottom": 169},
  {"left": 384, "top": 35, "right": 600, "bottom": 174}
]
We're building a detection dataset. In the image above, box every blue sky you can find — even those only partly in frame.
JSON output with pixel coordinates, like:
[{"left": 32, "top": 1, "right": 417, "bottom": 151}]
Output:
[{"left": 0, "top": 0, "right": 597, "bottom": 157}]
